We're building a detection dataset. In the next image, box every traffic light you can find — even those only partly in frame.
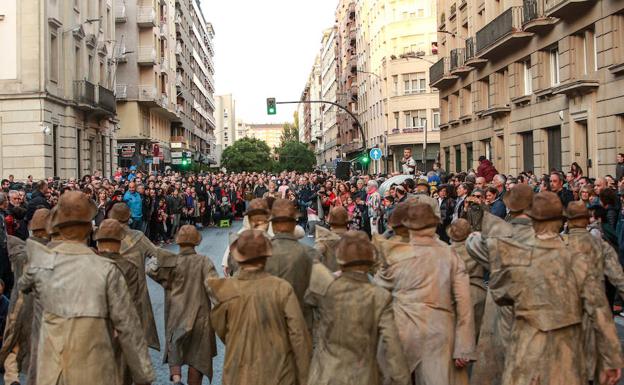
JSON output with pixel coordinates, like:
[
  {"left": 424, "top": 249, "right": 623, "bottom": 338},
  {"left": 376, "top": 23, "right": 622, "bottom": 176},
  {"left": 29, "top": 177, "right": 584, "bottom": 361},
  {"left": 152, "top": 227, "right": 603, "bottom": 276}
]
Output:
[
  {"left": 181, "top": 151, "right": 191, "bottom": 167},
  {"left": 266, "top": 97, "right": 277, "bottom": 115},
  {"left": 360, "top": 153, "right": 370, "bottom": 165}
]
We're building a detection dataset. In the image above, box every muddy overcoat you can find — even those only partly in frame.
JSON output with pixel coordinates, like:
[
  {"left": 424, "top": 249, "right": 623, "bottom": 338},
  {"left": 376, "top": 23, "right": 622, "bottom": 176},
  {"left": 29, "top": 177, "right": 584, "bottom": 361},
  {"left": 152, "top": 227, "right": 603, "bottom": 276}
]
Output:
[
  {"left": 305, "top": 263, "right": 411, "bottom": 385},
  {"left": 119, "top": 226, "right": 163, "bottom": 350},
  {"left": 314, "top": 226, "right": 347, "bottom": 272},
  {"left": 147, "top": 248, "right": 219, "bottom": 379},
  {"left": 488, "top": 235, "right": 623, "bottom": 385},
  {"left": 208, "top": 270, "right": 312, "bottom": 385},
  {"left": 20, "top": 241, "right": 154, "bottom": 385},
  {"left": 374, "top": 237, "right": 475, "bottom": 385}
]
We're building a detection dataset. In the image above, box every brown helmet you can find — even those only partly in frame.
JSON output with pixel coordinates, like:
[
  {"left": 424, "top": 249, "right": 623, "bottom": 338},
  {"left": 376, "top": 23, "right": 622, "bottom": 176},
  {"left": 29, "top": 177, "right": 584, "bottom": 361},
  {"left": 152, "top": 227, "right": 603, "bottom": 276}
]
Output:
[
  {"left": 176, "top": 225, "right": 202, "bottom": 246},
  {"left": 402, "top": 202, "right": 440, "bottom": 230},
  {"left": 565, "top": 200, "right": 591, "bottom": 219},
  {"left": 447, "top": 218, "right": 472, "bottom": 242},
  {"left": 108, "top": 202, "right": 131, "bottom": 223},
  {"left": 231, "top": 229, "right": 272, "bottom": 262},
  {"left": 94, "top": 219, "right": 125, "bottom": 241},
  {"left": 46, "top": 205, "right": 59, "bottom": 236},
  {"left": 29, "top": 208, "right": 50, "bottom": 232},
  {"left": 387, "top": 201, "right": 409, "bottom": 229},
  {"left": 502, "top": 184, "right": 534, "bottom": 212},
  {"left": 328, "top": 206, "right": 349, "bottom": 227},
  {"left": 245, "top": 198, "right": 270, "bottom": 217},
  {"left": 52, "top": 191, "right": 97, "bottom": 228},
  {"left": 270, "top": 199, "right": 298, "bottom": 222},
  {"left": 336, "top": 231, "right": 375, "bottom": 266},
  {"left": 525, "top": 191, "right": 563, "bottom": 221}
]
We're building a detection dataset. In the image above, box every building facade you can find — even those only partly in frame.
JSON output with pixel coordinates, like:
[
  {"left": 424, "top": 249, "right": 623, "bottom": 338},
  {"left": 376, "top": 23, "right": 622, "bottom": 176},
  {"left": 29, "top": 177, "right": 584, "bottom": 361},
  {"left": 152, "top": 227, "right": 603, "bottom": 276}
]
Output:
[
  {"left": 433, "top": 0, "right": 624, "bottom": 177},
  {"left": 0, "top": 0, "right": 118, "bottom": 179},
  {"left": 320, "top": 27, "right": 340, "bottom": 169},
  {"left": 214, "top": 94, "right": 236, "bottom": 164},
  {"left": 358, "top": 0, "right": 441, "bottom": 173},
  {"left": 115, "top": 0, "right": 215, "bottom": 172},
  {"left": 247, "top": 124, "right": 283, "bottom": 151}
]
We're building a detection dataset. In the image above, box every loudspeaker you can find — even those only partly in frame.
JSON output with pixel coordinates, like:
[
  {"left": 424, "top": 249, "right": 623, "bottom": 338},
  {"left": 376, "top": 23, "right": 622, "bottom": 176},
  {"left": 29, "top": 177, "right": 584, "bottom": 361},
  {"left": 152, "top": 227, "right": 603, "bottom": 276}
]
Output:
[{"left": 336, "top": 161, "right": 351, "bottom": 181}]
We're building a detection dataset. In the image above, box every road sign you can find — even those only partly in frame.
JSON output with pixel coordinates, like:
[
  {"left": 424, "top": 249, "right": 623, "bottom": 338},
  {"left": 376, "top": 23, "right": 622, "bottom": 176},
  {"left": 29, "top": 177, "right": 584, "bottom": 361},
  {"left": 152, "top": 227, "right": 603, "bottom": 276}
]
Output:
[{"left": 370, "top": 148, "right": 382, "bottom": 161}]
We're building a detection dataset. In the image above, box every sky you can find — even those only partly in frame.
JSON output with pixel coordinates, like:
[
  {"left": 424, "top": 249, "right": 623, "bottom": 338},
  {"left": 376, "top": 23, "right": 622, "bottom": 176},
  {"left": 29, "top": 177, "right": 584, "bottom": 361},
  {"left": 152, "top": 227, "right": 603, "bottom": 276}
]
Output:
[{"left": 202, "top": 0, "right": 337, "bottom": 124}]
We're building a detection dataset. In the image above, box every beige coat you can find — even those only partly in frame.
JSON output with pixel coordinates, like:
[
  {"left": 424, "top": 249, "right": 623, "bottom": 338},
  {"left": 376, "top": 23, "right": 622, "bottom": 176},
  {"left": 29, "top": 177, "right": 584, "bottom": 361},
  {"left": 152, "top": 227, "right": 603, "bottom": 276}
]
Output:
[
  {"left": 119, "top": 227, "right": 163, "bottom": 350},
  {"left": 20, "top": 241, "right": 154, "bottom": 385},
  {"left": 488, "top": 236, "right": 623, "bottom": 385},
  {"left": 147, "top": 248, "right": 219, "bottom": 378},
  {"left": 374, "top": 237, "right": 475, "bottom": 385},
  {"left": 305, "top": 263, "right": 410, "bottom": 385},
  {"left": 565, "top": 228, "right": 624, "bottom": 381},
  {"left": 267, "top": 233, "right": 317, "bottom": 328},
  {"left": 451, "top": 240, "right": 486, "bottom": 340},
  {"left": 313, "top": 226, "right": 347, "bottom": 271},
  {"left": 208, "top": 269, "right": 312, "bottom": 385},
  {"left": 465, "top": 216, "right": 534, "bottom": 385}
]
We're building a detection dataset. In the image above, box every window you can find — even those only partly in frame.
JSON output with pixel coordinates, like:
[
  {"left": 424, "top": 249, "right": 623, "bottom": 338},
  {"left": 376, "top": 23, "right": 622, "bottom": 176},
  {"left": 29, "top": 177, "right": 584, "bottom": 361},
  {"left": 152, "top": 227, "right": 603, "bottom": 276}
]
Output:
[
  {"left": 88, "top": 54, "right": 94, "bottom": 81},
  {"left": 75, "top": 46, "right": 81, "bottom": 78},
  {"left": 404, "top": 72, "right": 426, "bottom": 94},
  {"left": 393, "top": 112, "right": 399, "bottom": 130},
  {"left": 432, "top": 109, "right": 440, "bottom": 130},
  {"left": 405, "top": 110, "right": 427, "bottom": 130},
  {"left": 523, "top": 60, "right": 532, "bottom": 95},
  {"left": 417, "top": 8, "right": 425, "bottom": 17},
  {"left": 550, "top": 48, "right": 560, "bottom": 86},
  {"left": 393, "top": 75, "right": 398, "bottom": 96},
  {"left": 50, "top": 32, "right": 58, "bottom": 82}
]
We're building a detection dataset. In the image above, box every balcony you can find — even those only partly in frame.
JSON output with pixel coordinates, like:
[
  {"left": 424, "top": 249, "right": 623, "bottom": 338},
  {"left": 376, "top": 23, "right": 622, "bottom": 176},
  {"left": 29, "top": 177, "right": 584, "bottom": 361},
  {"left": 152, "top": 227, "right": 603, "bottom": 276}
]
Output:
[
  {"left": 138, "top": 85, "right": 159, "bottom": 106},
  {"left": 98, "top": 85, "right": 116, "bottom": 113},
  {"left": 544, "top": 0, "right": 593, "bottom": 19},
  {"left": 464, "top": 36, "right": 487, "bottom": 67},
  {"left": 115, "top": 2, "right": 126, "bottom": 23},
  {"left": 116, "top": 84, "right": 128, "bottom": 100},
  {"left": 552, "top": 79, "right": 599, "bottom": 96},
  {"left": 160, "top": 22, "right": 168, "bottom": 38},
  {"left": 137, "top": 46, "right": 157, "bottom": 66},
  {"left": 481, "top": 105, "right": 511, "bottom": 118},
  {"left": 137, "top": 6, "right": 156, "bottom": 27},
  {"left": 439, "top": 12, "right": 446, "bottom": 29},
  {"left": 73, "top": 80, "right": 97, "bottom": 109},
  {"left": 450, "top": 48, "right": 472, "bottom": 76},
  {"left": 429, "top": 57, "right": 458, "bottom": 89},
  {"left": 476, "top": 7, "right": 532, "bottom": 60},
  {"left": 449, "top": 3, "right": 457, "bottom": 20},
  {"left": 522, "top": 0, "right": 557, "bottom": 32}
]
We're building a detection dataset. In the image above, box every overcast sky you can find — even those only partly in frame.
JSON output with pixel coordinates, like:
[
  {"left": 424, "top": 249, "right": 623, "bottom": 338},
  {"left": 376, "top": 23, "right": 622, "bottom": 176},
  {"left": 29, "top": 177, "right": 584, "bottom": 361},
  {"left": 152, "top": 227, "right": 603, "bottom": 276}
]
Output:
[{"left": 202, "top": 0, "right": 337, "bottom": 124}]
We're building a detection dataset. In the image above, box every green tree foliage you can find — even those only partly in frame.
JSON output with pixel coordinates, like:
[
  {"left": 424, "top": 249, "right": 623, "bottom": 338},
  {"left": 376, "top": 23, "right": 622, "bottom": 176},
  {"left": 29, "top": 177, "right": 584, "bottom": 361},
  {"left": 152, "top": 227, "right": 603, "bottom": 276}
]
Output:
[
  {"left": 275, "top": 141, "right": 316, "bottom": 172},
  {"left": 280, "top": 123, "right": 299, "bottom": 146},
  {"left": 220, "top": 138, "right": 274, "bottom": 172}
]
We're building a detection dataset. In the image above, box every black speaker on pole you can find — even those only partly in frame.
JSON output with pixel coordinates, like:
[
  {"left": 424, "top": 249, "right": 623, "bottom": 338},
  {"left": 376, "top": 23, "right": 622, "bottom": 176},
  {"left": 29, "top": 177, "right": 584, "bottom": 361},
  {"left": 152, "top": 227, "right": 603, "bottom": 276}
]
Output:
[{"left": 336, "top": 161, "right": 351, "bottom": 181}]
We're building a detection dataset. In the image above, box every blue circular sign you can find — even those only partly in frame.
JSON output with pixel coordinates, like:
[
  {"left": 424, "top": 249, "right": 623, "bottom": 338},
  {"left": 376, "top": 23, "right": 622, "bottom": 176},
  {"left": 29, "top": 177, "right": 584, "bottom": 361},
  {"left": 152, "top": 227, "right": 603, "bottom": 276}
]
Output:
[{"left": 370, "top": 148, "right": 382, "bottom": 161}]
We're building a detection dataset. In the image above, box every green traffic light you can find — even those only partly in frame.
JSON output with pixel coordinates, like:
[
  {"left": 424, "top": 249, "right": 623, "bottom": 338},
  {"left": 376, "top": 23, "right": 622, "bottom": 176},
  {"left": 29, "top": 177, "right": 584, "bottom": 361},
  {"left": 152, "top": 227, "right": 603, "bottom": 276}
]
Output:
[
  {"left": 361, "top": 156, "right": 370, "bottom": 164},
  {"left": 267, "top": 97, "right": 277, "bottom": 115}
]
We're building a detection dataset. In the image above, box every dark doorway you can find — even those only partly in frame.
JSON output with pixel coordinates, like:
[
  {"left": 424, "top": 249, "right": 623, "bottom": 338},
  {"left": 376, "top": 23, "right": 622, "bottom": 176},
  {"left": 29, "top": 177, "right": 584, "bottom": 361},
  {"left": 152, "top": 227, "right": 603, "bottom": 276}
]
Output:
[
  {"left": 522, "top": 131, "right": 534, "bottom": 173},
  {"left": 547, "top": 126, "right": 562, "bottom": 172}
]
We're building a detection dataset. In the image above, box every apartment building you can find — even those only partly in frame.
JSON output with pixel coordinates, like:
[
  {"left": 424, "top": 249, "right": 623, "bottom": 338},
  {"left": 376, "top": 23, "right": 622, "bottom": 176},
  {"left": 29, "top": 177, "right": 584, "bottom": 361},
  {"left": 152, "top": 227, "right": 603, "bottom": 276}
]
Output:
[
  {"left": 115, "top": 0, "right": 215, "bottom": 171},
  {"left": 320, "top": 27, "right": 340, "bottom": 169},
  {"left": 336, "top": 0, "right": 361, "bottom": 157},
  {"left": 174, "top": 0, "right": 216, "bottom": 165},
  {"left": 433, "top": 0, "right": 624, "bottom": 177},
  {"left": 247, "top": 124, "right": 283, "bottom": 151},
  {"left": 308, "top": 55, "right": 323, "bottom": 162},
  {"left": 0, "top": 0, "right": 118, "bottom": 179},
  {"left": 214, "top": 94, "right": 236, "bottom": 164},
  {"left": 357, "top": 0, "right": 441, "bottom": 173}
]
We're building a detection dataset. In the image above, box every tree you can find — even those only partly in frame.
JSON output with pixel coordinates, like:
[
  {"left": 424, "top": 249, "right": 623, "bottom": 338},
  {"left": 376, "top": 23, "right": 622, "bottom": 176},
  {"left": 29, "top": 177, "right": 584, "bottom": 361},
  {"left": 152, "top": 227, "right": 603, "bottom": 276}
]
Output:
[
  {"left": 280, "top": 122, "right": 299, "bottom": 146},
  {"left": 220, "top": 138, "right": 274, "bottom": 172},
  {"left": 275, "top": 141, "right": 316, "bottom": 172}
]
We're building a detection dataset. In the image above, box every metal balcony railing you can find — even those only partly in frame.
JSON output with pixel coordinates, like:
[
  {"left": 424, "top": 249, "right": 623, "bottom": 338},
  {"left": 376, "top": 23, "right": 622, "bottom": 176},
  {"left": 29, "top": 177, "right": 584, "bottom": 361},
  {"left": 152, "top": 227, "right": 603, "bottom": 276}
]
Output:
[
  {"left": 465, "top": 36, "right": 476, "bottom": 60},
  {"left": 115, "top": 2, "right": 126, "bottom": 22},
  {"left": 99, "top": 85, "right": 116, "bottom": 113},
  {"left": 74, "top": 80, "right": 97, "bottom": 105},
  {"left": 476, "top": 6, "right": 523, "bottom": 54},
  {"left": 429, "top": 57, "right": 448, "bottom": 84},
  {"left": 523, "top": 0, "right": 544, "bottom": 24},
  {"left": 450, "top": 48, "right": 465, "bottom": 70},
  {"left": 137, "top": 6, "right": 156, "bottom": 27}
]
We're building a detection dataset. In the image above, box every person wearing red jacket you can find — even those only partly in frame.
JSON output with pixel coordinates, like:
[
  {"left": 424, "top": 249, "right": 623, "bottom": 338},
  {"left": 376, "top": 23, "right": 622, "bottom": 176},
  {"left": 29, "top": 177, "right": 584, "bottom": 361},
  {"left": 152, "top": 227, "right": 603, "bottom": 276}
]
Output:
[{"left": 476, "top": 156, "right": 499, "bottom": 183}]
